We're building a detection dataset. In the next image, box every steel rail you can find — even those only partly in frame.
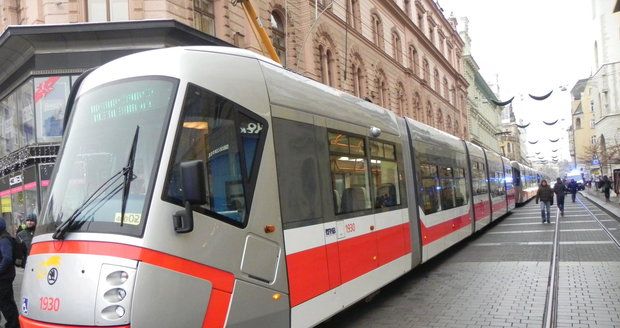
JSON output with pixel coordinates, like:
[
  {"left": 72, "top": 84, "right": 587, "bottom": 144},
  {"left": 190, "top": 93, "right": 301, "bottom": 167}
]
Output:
[
  {"left": 542, "top": 208, "right": 561, "bottom": 328},
  {"left": 576, "top": 197, "right": 620, "bottom": 249}
]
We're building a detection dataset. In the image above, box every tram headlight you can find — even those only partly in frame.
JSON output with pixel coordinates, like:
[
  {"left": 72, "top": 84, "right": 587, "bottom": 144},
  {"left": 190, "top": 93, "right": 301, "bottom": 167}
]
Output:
[
  {"left": 106, "top": 271, "right": 129, "bottom": 285},
  {"left": 101, "top": 305, "right": 126, "bottom": 320},
  {"left": 103, "top": 288, "right": 127, "bottom": 303}
]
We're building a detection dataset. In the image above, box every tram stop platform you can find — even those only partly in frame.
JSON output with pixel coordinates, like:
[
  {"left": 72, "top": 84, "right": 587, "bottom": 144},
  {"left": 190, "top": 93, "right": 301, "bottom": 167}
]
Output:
[
  {"left": 579, "top": 188, "right": 620, "bottom": 218},
  {"left": 319, "top": 195, "right": 620, "bottom": 328}
]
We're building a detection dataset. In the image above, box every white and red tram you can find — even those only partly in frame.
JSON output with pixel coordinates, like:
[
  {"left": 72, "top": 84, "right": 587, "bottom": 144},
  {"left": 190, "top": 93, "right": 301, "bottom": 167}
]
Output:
[{"left": 20, "top": 47, "right": 542, "bottom": 328}]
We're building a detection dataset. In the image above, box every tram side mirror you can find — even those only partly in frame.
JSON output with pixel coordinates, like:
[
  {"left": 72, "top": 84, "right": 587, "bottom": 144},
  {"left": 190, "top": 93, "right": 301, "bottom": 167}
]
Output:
[{"left": 172, "top": 160, "right": 206, "bottom": 233}]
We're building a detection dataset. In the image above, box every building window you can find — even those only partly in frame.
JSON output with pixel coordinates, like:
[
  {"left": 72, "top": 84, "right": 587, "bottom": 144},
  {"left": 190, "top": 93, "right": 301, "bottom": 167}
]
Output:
[
  {"left": 590, "top": 118, "right": 595, "bottom": 128},
  {"left": 575, "top": 117, "right": 582, "bottom": 129},
  {"left": 371, "top": 14, "right": 384, "bottom": 49},
  {"left": 428, "top": 25, "right": 434, "bottom": 44},
  {"left": 446, "top": 115, "right": 452, "bottom": 134},
  {"left": 392, "top": 31, "right": 402, "bottom": 63},
  {"left": 591, "top": 136, "right": 597, "bottom": 145},
  {"left": 404, "top": 0, "right": 411, "bottom": 17},
  {"left": 434, "top": 69, "right": 440, "bottom": 91},
  {"left": 507, "top": 142, "right": 512, "bottom": 153},
  {"left": 423, "top": 59, "right": 429, "bottom": 81},
  {"left": 409, "top": 46, "right": 419, "bottom": 76},
  {"left": 442, "top": 77, "right": 449, "bottom": 99},
  {"left": 319, "top": 45, "right": 334, "bottom": 87},
  {"left": 454, "top": 120, "right": 460, "bottom": 137},
  {"left": 417, "top": 13, "right": 424, "bottom": 29},
  {"left": 396, "top": 83, "right": 406, "bottom": 116},
  {"left": 351, "top": 56, "right": 366, "bottom": 98},
  {"left": 88, "top": 0, "right": 129, "bottom": 22},
  {"left": 377, "top": 73, "right": 388, "bottom": 108},
  {"left": 35, "top": 76, "right": 71, "bottom": 143},
  {"left": 270, "top": 11, "right": 286, "bottom": 65},
  {"left": 193, "top": 0, "right": 215, "bottom": 35},
  {"left": 347, "top": 0, "right": 361, "bottom": 31},
  {"left": 413, "top": 92, "right": 421, "bottom": 120},
  {"left": 436, "top": 108, "right": 443, "bottom": 128},
  {"left": 426, "top": 101, "right": 433, "bottom": 124}
]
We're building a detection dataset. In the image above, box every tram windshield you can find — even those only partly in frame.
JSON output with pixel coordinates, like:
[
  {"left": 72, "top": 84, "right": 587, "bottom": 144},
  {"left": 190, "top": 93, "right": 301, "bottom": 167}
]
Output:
[{"left": 37, "top": 77, "right": 178, "bottom": 237}]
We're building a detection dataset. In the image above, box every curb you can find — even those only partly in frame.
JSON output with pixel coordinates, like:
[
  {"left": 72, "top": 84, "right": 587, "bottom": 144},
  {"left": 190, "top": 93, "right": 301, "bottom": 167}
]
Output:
[{"left": 579, "top": 191, "right": 620, "bottom": 219}]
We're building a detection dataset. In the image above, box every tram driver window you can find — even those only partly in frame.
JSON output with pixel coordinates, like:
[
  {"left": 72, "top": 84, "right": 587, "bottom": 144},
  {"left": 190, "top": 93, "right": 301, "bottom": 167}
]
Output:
[
  {"left": 328, "top": 132, "right": 372, "bottom": 214},
  {"left": 164, "top": 84, "right": 266, "bottom": 226}
]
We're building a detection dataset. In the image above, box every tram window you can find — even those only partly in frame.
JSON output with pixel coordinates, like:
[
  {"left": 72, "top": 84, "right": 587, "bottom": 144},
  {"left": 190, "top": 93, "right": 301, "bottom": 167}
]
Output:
[
  {"left": 419, "top": 163, "right": 439, "bottom": 215},
  {"left": 472, "top": 161, "right": 487, "bottom": 196},
  {"left": 273, "top": 119, "right": 323, "bottom": 228},
  {"left": 164, "top": 84, "right": 266, "bottom": 227},
  {"left": 371, "top": 141, "right": 401, "bottom": 209},
  {"left": 439, "top": 166, "right": 456, "bottom": 210},
  {"left": 329, "top": 132, "right": 371, "bottom": 214},
  {"left": 454, "top": 168, "right": 467, "bottom": 206}
]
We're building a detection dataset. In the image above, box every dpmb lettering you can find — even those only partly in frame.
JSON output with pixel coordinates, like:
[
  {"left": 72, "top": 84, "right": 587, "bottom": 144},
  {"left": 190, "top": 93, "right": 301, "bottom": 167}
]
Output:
[{"left": 40, "top": 297, "right": 60, "bottom": 312}]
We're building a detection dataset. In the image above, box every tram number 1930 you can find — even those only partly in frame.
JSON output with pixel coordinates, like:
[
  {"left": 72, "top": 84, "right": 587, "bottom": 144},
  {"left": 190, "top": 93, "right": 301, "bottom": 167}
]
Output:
[{"left": 40, "top": 297, "right": 60, "bottom": 312}]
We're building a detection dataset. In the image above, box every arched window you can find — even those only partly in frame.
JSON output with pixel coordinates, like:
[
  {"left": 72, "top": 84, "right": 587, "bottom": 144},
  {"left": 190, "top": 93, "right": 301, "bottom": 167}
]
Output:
[
  {"left": 507, "top": 142, "right": 512, "bottom": 153},
  {"left": 270, "top": 11, "right": 286, "bottom": 65},
  {"left": 575, "top": 117, "right": 582, "bottom": 129},
  {"left": 377, "top": 72, "right": 388, "bottom": 108},
  {"left": 396, "top": 82, "right": 406, "bottom": 116},
  {"left": 446, "top": 115, "right": 452, "bottom": 134},
  {"left": 319, "top": 45, "right": 334, "bottom": 86},
  {"left": 454, "top": 120, "right": 460, "bottom": 137},
  {"left": 347, "top": 0, "right": 361, "bottom": 31},
  {"left": 392, "top": 31, "right": 402, "bottom": 63},
  {"left": 413, "top": 92, "right": 421, "bottom": 120},
  {"left": 422, "top": 59, "right": 429, "bottom": 81},
  {"left": 426, "top": 101, "right": 433, "bottom": 125},
  {"left": 436, "top": 108, "right": 443, "bottom": 129},
  {"left": 443, "top": 77, "right": 449, "bottom": 99},
  {"left": 433, "top": 69, "right": 440, "bottom": 91},
  {"left": 371, "top": 14, "right": 384, "bottom": 49},
  {"left": 409, "top": 46, "right": 419, "bottom": 76},
  {"left": 351, "top": 54, "right": 366, "bottom": 98}
]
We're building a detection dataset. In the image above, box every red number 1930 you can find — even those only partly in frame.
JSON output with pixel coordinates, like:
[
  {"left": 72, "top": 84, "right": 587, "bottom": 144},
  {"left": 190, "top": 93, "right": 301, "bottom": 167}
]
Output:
[{"left": 40, "top": 297, "right": 60, "bottom": 312}]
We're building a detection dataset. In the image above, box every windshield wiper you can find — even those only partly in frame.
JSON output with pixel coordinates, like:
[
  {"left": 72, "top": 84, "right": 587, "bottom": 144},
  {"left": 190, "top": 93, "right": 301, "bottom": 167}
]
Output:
[
  {"left": 52, "top": 126, "right": 140, "bottom": 239},
  {"left": 52, "top": 169, "right": 125, "bottom": 239},
  {"left": 120, "top": 126, "right": 139, "bottom": 226}
]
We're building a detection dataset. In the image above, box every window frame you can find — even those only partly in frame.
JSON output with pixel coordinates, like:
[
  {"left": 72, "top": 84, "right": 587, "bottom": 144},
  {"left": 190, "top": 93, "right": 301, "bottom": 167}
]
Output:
[{"left": 161, "top": 83, "right": 269, "bottom": 229}]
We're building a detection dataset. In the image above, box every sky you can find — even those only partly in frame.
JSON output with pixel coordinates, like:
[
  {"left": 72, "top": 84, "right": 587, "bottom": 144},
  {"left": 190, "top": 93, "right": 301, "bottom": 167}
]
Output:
[{"left": 438, "top": 0, "right": 593, "bottom": 166}]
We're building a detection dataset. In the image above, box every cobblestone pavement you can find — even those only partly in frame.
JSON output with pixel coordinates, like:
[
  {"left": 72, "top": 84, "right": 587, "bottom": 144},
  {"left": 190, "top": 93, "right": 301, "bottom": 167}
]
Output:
[{"left": 318, "top": 195, "right": 620, "bottom": 328}]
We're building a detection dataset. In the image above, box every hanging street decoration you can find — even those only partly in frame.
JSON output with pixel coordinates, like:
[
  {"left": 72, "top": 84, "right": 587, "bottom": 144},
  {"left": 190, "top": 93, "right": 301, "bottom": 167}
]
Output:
[
  {"left": 490, "top": 96, "right": 515, "bottom": 106},
  {"left": 549, "top": 138, "right": 560, "bottom": 142},
  {"left": 515, "top": 122, "right": 530, "bottom": 128},
  {"left": 528, "top": 90, "right": 553, "bottom": 101},
  {"left": 543, "top": 119, "right": 559, "bottom": 125},
  {"left": 552, "top": 149, "right": 559, "bottom": 152},
  {"left": 528, "top": 140, "right": 538, "bottom": 144}
]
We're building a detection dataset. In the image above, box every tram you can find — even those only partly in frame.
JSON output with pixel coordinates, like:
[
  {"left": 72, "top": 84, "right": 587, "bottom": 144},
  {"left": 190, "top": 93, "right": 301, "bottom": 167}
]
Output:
[{"left": 20, "top": 47, "right": 542, "bottom": 328}]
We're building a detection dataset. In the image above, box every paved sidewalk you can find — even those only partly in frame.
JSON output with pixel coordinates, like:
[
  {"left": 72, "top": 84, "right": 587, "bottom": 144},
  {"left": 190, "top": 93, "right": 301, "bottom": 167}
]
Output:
[{"left": 579, "top": 188, "right": 620, "bottom": 218}]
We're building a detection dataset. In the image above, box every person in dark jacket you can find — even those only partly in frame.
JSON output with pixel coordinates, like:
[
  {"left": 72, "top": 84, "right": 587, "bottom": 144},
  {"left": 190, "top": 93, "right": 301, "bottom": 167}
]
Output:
[
  {"left": 553, "top": 178, "right": 566, "bottom": 216},
  {"left": 17, "top": 213, "right": 36, "bottom": 256},
  {"left": 0, "top": 219, "right": 19, "bottom": 328},
  {"left": 536, "top": 179, "right": 554, "bottom": 223},
  {"left": 602, "top": 175, "right": 612, "bottom": 202},
  {"left": 567, "top": 179, "right": 578, "bottom": 203}
]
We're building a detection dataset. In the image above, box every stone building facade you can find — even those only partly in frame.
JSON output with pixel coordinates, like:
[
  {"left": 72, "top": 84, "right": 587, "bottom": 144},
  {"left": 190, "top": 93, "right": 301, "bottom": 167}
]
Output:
[
  {"left": 2, "top": 0, "right": 468, "bottom": 137},
  {"left": 459, "top": 18, "right": 500, "bottom": 153},
  {"left": 568, "top": 79, "right": 599, "bottom": 175}
]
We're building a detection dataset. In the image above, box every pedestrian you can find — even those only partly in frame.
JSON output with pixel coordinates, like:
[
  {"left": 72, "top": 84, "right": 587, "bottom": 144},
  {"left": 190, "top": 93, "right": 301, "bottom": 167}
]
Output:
[
  {"left": 0, "top": 219, "right": 19, "bottom": 328},
  {"left": 602, "top": 175, "right": 612, "bottom": 202},
  {"left": 568, "top": 179, "right": 578, "bottom": 203},
  {"left": 553, "top": 178, "right": 566, "bottom": 216},
  {"left": 536, "top": 179, "right": 554, "bottom": 223},
  {"left": 17, "top": 213, "right": 36, "bottom": 256}
]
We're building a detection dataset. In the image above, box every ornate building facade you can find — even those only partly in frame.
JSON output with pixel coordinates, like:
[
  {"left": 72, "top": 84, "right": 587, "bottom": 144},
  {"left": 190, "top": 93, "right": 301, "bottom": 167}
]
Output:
[
  {"left": 1, "top": 0, "right": 468, "bottom": 137},
  {"left": 459, "top": 18, "right": 500, "bottom": 153}
]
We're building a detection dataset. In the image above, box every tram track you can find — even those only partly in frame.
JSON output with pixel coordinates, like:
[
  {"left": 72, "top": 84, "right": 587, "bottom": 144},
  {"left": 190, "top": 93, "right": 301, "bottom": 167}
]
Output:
[{"left": 542, "top": 196, "right": 620, "bottom": 328}]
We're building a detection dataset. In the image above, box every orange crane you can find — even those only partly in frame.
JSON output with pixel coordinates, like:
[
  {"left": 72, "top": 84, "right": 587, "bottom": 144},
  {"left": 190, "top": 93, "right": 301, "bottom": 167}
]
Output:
[{"left": 233, "top": 0, "right": 281, "bottom": 64}]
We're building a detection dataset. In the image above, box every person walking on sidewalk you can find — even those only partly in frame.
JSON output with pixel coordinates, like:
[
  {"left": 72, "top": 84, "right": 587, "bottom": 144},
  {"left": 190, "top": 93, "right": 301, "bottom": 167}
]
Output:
[
  {"left": 0, "top": 220, "right": 19, "bottom": 328},
  {"left": 568, "top": 179, "right": 578, "bottom": 203},
  {"left": 536, "top": 179, "right": 554, "bottom": 223},
  {"left": 602, "top": 175, "right": 612, "bottom": 203},
  {"left": 553, "top": 178, "right": 566, "bottom": 216}
]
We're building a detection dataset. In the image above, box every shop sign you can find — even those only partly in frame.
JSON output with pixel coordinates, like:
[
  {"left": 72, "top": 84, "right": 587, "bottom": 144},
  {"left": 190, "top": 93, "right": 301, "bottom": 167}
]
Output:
[
  {"left": 1, "top": 197, "right": 11, "bottom": 213},
  {"left": 9, "top": 175, "right": 23, "bottom": 186}
]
